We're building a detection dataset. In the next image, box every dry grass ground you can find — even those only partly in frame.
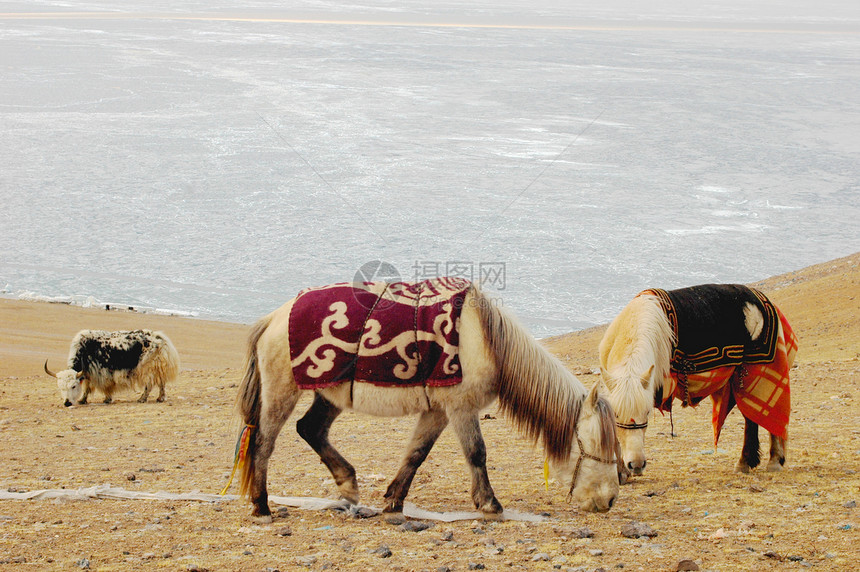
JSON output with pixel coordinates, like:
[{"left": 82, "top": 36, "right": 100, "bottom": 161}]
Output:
[{"left": 1, "top": 253, "right": 857, "bottom": 571}]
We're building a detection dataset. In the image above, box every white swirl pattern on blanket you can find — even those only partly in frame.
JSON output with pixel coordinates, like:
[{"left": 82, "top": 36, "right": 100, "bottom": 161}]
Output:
[{"left": 289, "top": 279, "right": 467, "bottom": 385}]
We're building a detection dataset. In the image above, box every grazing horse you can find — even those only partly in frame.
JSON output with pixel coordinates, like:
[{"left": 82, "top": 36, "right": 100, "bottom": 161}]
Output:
[
  {"left": 234, "top": 278, "right": 619, "bottom": 523},
  {"left": 599, "top": 284, "right": 798, "bottom": 476}
]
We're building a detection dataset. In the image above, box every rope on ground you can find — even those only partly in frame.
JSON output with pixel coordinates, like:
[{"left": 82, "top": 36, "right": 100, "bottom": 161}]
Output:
[{"left": 0, "top": 484, "right": 548, "bottom": 522}]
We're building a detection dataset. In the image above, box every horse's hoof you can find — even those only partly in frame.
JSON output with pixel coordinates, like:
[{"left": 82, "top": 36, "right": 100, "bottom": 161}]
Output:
[
  {"left": 383, "top": 511, "right": 406, "bottom": 525},
  {"left": 766, "top": 461, "right": 784, "bottom": 472},
  {"left": 330, "top": 498, "right": 352, "bottom": 511},
  {"left": 156, "top": 396, "right": 165, "bottom": 403},
  {"left": 478, "top": 497, "right": 504, "bottom": 519},
  {"left": 339, "top": 489, "right": 359, "bottom": 506},
  {"left": 735, "top": 461, "right": 751, "bottom": 474},
  {"left": 137, "top": 397, "right": 147, "bottom": 403},
  {"left": 251, "top": 504, "right": 272, "bottom": 523},
  {"left": 481, "top": 510, "right": 505, "bottom": 522}
]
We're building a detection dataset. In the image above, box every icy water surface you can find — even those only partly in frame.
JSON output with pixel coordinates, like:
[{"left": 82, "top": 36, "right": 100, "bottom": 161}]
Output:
[{"left": 2, "top": 1, "right": 859, "bottom": 335}]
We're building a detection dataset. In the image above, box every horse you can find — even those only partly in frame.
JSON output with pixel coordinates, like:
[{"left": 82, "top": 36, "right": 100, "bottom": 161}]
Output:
[
  {"left": 599, "top": 284, "right": 798, "bottom": 476},
  {"left": 232, "top": 278, "right": 620, "bottom": 523}
]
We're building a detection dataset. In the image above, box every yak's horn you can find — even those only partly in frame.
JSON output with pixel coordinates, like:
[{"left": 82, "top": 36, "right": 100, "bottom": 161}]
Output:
[{"left": 43, "top": 360, "right": 58, "bottom": 378}]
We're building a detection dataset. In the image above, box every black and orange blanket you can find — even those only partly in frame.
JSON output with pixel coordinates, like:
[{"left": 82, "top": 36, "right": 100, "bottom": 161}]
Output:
[
  {"left": 646, "top": 285, "right": 798, "bottom": 445},
  {"left": 289, "top": 278, "right": 472, "bottom": 389}
]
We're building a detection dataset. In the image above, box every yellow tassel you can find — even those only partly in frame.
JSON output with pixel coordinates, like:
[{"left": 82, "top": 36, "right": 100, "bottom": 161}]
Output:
[
  {"left": 220, "top": 425, "right": 255, "bottom": 495},
  {"left": 543, "top": 458, "right": 550, "bottom": 491}
]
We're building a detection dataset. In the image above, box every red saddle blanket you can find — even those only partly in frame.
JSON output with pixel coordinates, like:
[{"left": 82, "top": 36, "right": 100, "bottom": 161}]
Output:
[
  {"left": 289, "top": 278, "right": 471, "bottom": 389},
  {"left": 647, "top": 285, "right": 798, "bottom": 444}
]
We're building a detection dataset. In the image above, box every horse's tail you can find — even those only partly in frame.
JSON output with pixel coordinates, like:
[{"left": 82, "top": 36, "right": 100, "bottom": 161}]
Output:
[
  {"left": 236, "top": 313, "right": 273, "bottom": 499},
  {"left": 472, "top": 287, "right": 582, "bottom": 463}
]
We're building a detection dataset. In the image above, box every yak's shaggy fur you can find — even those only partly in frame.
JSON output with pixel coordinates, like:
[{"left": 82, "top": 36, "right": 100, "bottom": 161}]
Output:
[{"left": 46, "top": 329, "right": 180, "bottom": 406}]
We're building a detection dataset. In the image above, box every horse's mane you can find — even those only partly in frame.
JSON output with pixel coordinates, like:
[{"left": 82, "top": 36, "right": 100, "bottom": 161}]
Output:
[
  {"left": 474, "top": 287, "right": 616, "bottom": 463},
  {"left": 599, "top": 293, "right": 674, "bottom": 422}
]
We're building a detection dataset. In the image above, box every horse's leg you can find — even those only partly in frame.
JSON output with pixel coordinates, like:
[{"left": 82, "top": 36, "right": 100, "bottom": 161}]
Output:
[
  {"left": 155, "top": 381, "right": 166, "bottom": 402},
  {"left": 382, "top": 408, "right": 449, "bottom": 524},
  {"left": 736, "top": 417, "right": 761, "bottom": 473},
  {"left": 449, "top": 410, "right": 503, "bottom": 519},
  {"left": 766, "top": 429, "right": 787, "bottom": 471},
  {"left": 295, "top": 393, "right": 358, "bottom": 505},
  {"left": 250, "top": 386, "right": 301, "bottom": 521},
  {"left": 137, "top": 383, "right": 151, "bottom": 403}
]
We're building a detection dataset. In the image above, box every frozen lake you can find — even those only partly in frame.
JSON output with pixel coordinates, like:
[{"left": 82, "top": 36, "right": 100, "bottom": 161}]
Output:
[{"left": 2, "top": 1, "right": 859, "bottom": 335}]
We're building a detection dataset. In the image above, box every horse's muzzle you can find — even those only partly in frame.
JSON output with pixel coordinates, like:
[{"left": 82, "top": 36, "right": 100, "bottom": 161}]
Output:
[{"left": 627, "top": 460, "right": 647, "bottom": 475}]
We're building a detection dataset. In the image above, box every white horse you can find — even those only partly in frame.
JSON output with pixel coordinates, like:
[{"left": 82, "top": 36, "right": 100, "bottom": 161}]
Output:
[
  {"left": 600, "top": 284, "right": 797, "bottom": 476},
  {"left": 234, "top": 282, "right": 620, "bottom": 523}
]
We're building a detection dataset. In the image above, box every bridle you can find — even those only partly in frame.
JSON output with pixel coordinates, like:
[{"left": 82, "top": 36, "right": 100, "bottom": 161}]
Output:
[
  {"left": 567, "top": 433, "right": 617, "bottom": 498},
  {"left": 616, "top": 420, "right": 648, "bottom": 430},
  {"left": 612, "top": 420, "right": 646, "bottom": 483}
]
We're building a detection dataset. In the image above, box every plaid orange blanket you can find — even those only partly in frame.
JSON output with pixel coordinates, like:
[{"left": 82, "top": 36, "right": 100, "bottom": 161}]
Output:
[
  {"left": 651, "top": 286, "right": 798, "bottom": 445},
  {"left": 289, "top": 278, "right": 471, "bottom": 389}
]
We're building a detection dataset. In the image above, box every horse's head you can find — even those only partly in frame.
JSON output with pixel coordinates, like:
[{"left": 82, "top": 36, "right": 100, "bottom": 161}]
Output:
[
  {"left": 549, "top": 383, "right": 619, "bottom": 512},
  {"left": 601, "top": 365, "right": 654, "bottom": 476}
]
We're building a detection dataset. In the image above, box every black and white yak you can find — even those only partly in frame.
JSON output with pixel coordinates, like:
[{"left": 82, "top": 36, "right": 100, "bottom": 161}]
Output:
[{"left": 44, "top": 330, "right": 180, "bottom": 406}]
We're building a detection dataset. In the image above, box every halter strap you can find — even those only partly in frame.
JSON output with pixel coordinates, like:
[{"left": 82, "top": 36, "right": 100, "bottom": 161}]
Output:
[
  {"left": 616, "top": 420, "right": 648, "bottom": 430},
  {"left": 567, "top": 433, "right": 616, "bottom": 499}
]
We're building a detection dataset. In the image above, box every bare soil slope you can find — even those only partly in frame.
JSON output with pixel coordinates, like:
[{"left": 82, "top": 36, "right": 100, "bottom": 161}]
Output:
[{"left": 1, "top": 253, "right": 857, "bottom": 571}]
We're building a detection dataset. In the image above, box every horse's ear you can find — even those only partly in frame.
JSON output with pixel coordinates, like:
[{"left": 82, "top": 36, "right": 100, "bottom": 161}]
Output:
[
  {"left": 639, "top": 365, "right": 654, "bottom": 390},
  {"left": 587, "top": 381, "right": 601, "bottom": 410},
  {"left": 600, "top": 367, "right": 611, "bottom": 381}
]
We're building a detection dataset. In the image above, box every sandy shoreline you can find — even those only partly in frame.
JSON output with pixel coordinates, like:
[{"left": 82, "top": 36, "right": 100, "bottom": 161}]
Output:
[
  {"left": 0, "top": 296, "right": 250, "bottom": 378},
  {"left": 3, "top": 251, "right": 858, "bottom": 378}
]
